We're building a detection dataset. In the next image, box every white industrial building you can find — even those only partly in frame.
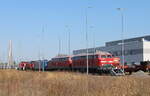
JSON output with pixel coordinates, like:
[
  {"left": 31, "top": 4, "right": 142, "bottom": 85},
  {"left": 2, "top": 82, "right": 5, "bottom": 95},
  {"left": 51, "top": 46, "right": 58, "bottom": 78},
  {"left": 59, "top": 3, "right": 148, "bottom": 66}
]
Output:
[{"left": 73, "top": 35, "right": 150, "bottom": 65}]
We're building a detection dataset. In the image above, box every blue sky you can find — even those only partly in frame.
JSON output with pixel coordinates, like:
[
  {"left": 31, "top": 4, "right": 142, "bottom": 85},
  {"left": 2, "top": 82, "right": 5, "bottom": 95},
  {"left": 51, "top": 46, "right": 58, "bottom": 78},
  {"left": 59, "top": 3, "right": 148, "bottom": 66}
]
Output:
[{"left": 0, "top": 0, "right": 150, "bottom": 62}]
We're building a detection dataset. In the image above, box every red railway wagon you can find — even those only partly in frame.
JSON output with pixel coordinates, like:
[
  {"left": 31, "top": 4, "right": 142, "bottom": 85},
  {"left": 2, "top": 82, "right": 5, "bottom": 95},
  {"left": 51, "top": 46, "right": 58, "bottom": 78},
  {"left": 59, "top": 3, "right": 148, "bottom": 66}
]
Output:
[
  {"left": 71, "top": 52, "right": 120, "bottom": 73},
  {"left": 19, "top": 62, "right": 34, "bottom": 70},
  {"left": 30, "top": 60, "right": 48, "bottom": 70},
  {"left": 122, "top": 61, "right": 150, "bottom": 74},
  {"left": 47, "top": 56, "right": 72, "bottom": 70}
]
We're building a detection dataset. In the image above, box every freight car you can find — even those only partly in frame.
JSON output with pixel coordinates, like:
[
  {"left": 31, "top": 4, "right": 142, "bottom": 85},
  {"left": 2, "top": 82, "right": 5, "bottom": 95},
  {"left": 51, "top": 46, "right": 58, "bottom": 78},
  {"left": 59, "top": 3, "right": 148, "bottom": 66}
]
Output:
[{"left": 123, "top": 61, "right": 150, "bottom": 74}]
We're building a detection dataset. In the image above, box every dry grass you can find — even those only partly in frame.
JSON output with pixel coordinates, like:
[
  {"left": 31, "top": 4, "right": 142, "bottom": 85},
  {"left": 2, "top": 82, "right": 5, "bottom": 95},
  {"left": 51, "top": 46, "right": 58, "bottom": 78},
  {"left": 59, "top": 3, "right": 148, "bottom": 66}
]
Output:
[{"left": 0, "top": 70, "right": 149, "bottom": 96}]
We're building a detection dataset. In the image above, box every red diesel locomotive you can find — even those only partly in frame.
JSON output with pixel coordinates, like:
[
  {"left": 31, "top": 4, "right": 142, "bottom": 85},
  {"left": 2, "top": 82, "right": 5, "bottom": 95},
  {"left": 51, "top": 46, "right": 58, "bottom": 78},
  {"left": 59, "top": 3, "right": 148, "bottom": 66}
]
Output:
[
  {"left": 71, "top": 52, "right": 120, "bottom": 73},
  {"left": 47, "top": 52, "right": 122, "bottom": 74},
  {"left": 47, "top": 56, "right": 72, "bottom": 70},
  {"left": 19, "top": 61, "right": 34, "bottom": 70}
]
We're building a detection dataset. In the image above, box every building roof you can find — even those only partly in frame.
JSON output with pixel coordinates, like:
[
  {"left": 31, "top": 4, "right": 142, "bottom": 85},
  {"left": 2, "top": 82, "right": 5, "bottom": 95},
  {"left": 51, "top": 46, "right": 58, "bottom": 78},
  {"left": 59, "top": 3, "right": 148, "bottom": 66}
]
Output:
[{"left": 106, "top": 35, "right": 150, "bottom": 46}]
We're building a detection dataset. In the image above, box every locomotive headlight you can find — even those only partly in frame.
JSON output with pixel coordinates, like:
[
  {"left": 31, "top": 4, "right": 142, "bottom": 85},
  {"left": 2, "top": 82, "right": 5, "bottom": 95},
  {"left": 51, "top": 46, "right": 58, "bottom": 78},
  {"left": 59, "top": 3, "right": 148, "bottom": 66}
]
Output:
[
  {"left": 101, "top": 61, "right": 107, "bottom": 63},
  {"left": 114, "top": 60, "right": 119, "bottom": 62},
  {"left": 108, "top": 61, "right": 113, "bottom": 63}
]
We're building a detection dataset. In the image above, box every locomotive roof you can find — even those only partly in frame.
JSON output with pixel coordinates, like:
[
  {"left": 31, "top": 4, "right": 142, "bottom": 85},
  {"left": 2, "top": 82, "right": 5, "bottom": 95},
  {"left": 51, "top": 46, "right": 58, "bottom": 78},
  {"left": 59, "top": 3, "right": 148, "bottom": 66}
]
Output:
[
  {"left": 30, "top": 60, "right": 48, "bottom": 62},
  {"left": 73, "top": 51, "right": 111, "bottom": 57},
  {"left": 52, "top": 55, "right": 72, "bottom": 59},
  {"left": 51, "top": 51, "right": 111, "bottom": 59}
]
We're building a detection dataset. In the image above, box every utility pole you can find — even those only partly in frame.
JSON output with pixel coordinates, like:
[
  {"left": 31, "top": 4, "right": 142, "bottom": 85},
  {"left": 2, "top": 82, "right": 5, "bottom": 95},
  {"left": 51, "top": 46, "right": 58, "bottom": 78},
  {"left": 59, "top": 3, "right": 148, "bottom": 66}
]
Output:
[
  {"left": 0, "top": 46, "right": 1, "bottom": 69},
  {"left": 38, "top": 51, "right": 41, "bottom": 72},
  {"left": 90, "top": 26, "right": 95, "bottom": 53},
  {"left": 117, "top": 8, "right": 125, "bottom": 73},
  {"left": 86, "top": 6, "right": 92, "bottom": 75},
  {"left": 42, "top": 25, "right": 45, "bottom": 72},
  {"left": 58, "top": 34, "right": 61, "bottom": 55},
  {"left": 85, "top": 7, "right": 89, "bottom": 75},
  {"left": 8, "top": 40, "right": 13, "bottom": 69},
  {"left": 66, "top": 25, "right": 71, "bottom": 55}
]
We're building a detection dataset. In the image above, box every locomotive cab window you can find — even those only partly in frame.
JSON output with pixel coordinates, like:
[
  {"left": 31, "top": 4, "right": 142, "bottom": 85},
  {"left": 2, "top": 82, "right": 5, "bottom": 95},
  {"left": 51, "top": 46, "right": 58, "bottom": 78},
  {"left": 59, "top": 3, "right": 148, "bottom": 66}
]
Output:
[
  {"left": 72, "top": 56, "right": 80, "bottom": 60},
  {"left": 88, "top": 55, "right": 99, "bottom": 59},
  {"left": 107, "top": 55, "right": 112, "bottom": 58},
  {"left": 94, "top": 55, "right": 99, "bottom": 58},
  {"left": 101, "top": 55, "right": 107, "bottom": 58},
  {"left": 88, "top": 55, "right": 94, "bottom": 59}
]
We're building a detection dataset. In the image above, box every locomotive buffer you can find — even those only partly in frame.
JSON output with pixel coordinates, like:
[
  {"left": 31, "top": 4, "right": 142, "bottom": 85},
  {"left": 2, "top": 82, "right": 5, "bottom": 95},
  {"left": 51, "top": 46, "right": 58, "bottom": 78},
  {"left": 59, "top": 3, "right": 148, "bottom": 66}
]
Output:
[
  {"left": 110, "top": 68, "right": 124, "bottom": 76},
  {"left": 99, "top": 65, "right": 124, "bottom": 76}
]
